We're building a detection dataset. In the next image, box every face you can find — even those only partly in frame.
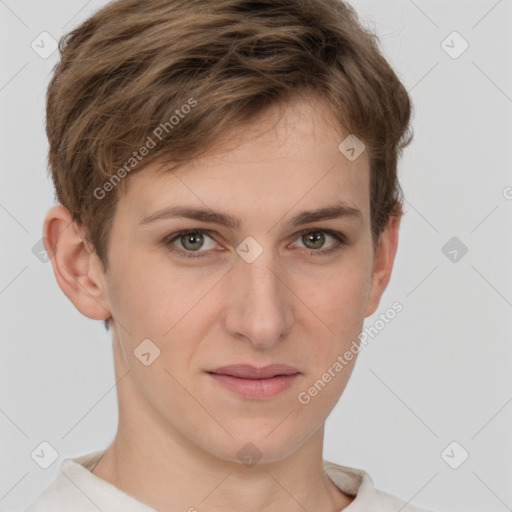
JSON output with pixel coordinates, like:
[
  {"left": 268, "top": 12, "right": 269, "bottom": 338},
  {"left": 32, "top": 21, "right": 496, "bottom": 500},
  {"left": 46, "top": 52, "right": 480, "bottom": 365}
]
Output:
[{"left": 50, "top": 95, "right": 399, "bottom": 464}]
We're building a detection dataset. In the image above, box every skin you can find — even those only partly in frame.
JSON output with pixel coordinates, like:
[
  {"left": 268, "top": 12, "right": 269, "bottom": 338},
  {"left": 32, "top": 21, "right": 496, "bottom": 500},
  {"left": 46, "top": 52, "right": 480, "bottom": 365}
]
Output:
[{"left": 43, "top": 94, "right": 401, "bottom": 512}]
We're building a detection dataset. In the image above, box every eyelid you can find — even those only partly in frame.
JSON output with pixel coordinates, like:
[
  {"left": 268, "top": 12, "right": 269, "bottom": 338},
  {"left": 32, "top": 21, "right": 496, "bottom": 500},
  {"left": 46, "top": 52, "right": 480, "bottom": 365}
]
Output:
[{"left": 164, "top": 227, "right": 347, "bottom": 259}]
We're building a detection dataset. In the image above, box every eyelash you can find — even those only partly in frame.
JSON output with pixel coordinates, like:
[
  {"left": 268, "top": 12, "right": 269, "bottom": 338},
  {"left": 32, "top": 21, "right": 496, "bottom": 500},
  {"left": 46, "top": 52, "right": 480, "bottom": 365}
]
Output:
[{"left": 163, "top": 228, "right": 347, "bottom": 260}]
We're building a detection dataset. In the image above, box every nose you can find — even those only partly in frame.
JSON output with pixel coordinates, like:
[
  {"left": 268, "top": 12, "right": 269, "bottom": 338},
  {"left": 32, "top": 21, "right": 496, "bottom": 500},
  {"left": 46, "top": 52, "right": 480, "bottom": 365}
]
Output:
[{"left": 222, "top": 247, "right": 294, "bottom": 350}]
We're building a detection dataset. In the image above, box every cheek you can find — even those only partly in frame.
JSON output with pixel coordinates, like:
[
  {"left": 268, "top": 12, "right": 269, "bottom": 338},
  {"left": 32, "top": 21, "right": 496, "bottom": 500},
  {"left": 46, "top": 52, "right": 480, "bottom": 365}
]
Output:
[
  {"left": 305, "top": 260, "right": 371, "bottom": 333},
  {"left": 106, "top": 251, "right": 200, "bottom": 336},
  {"left": 295, "top": 259, "right": 371, "bottom": 395}
]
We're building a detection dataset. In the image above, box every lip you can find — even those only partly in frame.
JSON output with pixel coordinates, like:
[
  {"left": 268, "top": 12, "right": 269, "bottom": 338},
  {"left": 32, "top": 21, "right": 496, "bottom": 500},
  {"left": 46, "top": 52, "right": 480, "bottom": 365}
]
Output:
[
  {"left": 207, "top": 364, "right": 300, "bottom": 399},
  {"left": 209, "top": 364, "right": 299, "bottom": 379}
]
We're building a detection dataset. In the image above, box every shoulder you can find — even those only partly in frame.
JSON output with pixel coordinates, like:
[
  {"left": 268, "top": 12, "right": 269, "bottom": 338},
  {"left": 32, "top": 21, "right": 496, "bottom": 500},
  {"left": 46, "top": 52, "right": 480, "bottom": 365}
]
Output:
[
  {"left": 23, "top": 450, "right": 155, "bottom": 512},
  {"left": 23, "top": 450, "right": 145, "bottom": 512},
  {"left": 372, "top": 487, "right": 436, "bottom": 512},
  {"left": 23, "top": 467, "right": 91, "bottom": 511},
  {"left": 323, "top": 460, "right": 437, "bottom": 512},
  {"left": 23, "top": 458, "right": 101, "bottom": 512}
]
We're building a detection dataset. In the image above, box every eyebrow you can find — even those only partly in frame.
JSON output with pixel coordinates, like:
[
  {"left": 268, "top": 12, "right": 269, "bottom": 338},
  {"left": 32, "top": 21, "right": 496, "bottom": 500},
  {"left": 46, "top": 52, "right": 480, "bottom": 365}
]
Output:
[{"left": 139, "top": 202, "right": 363, "bottom": 229}]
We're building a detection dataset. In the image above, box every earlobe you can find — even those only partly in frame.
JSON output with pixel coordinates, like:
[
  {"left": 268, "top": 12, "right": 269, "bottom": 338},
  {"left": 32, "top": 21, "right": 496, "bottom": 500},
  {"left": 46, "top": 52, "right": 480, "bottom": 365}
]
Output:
[
  {"left": 43, "top": 205, "right": 111, "bottom": 321},
  {"left": 364, "top": 214, "right": 402, "bottom": 318}
]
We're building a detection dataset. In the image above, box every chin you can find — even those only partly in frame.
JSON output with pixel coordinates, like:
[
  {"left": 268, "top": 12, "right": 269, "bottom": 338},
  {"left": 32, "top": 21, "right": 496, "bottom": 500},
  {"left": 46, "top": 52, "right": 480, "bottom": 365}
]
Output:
[{"left": 202, "top": 423, "right": 308, "bottom": 467}]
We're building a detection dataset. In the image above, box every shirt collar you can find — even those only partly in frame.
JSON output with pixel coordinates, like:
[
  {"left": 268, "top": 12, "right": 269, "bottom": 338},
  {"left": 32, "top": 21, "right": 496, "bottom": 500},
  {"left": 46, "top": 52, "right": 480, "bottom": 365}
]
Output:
[{"left": 31, "top": 449, "right": 383, "bottom": 511}]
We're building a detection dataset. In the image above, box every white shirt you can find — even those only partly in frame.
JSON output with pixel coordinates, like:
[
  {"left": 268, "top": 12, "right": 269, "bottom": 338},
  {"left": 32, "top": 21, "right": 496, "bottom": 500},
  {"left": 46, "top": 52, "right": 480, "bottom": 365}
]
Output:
[{"left": 24, "top": 450, "right": 435, "bottom": 511}]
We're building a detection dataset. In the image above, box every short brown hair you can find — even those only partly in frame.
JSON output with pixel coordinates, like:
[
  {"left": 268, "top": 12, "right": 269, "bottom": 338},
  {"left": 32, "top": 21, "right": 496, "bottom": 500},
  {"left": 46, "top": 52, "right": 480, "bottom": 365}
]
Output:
[{"left": 46, "top": 0, "right": 413, "bottom": 272}]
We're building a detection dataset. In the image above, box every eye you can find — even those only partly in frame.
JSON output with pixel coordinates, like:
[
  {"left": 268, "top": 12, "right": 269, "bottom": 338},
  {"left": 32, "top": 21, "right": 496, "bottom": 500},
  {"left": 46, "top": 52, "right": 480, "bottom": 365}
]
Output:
[
  {"left": 292, "top": 228, "right": 347, "bottom": 255},
  {"left": 163, "top": 228, "right": 347, "bottom": 259},
  {"left": 164, "top": 229, "right": 218, "bottom": 258}
]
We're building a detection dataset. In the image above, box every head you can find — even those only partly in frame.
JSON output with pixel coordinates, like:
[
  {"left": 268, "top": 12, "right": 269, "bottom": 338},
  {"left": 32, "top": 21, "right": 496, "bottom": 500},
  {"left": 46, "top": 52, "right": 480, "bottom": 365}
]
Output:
[{"left": 43, "top": 0, "right": 412, "bottom": 464}]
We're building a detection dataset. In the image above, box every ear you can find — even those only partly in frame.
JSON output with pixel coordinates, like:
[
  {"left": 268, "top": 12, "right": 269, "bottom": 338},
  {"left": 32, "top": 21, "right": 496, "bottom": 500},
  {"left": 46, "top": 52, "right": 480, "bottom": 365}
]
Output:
[
  {"left": 364, "top": 213, "right": 402, "bottom": 318},
  {"left": 42, "top": 205, "right": 111, "bottom": 321}
]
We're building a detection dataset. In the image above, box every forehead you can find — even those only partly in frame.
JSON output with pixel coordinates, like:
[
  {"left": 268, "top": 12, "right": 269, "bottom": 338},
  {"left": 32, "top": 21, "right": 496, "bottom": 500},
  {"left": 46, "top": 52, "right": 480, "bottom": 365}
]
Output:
[{"left": 119, "top": 95, "right": 370, "bottom": 226}]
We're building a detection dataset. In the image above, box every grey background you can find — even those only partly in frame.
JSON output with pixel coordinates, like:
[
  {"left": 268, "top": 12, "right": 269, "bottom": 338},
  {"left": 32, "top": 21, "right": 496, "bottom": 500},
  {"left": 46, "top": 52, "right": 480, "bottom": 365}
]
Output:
[{"left": 1, "top": 1, "right": 511, "bottom": 511}]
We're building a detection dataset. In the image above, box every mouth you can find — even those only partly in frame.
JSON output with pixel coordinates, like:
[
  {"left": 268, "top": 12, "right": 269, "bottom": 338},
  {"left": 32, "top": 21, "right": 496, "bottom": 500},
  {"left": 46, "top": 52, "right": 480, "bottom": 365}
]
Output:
[{"left": 206, "top": 364, "right": 300, "bottom": 399}]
